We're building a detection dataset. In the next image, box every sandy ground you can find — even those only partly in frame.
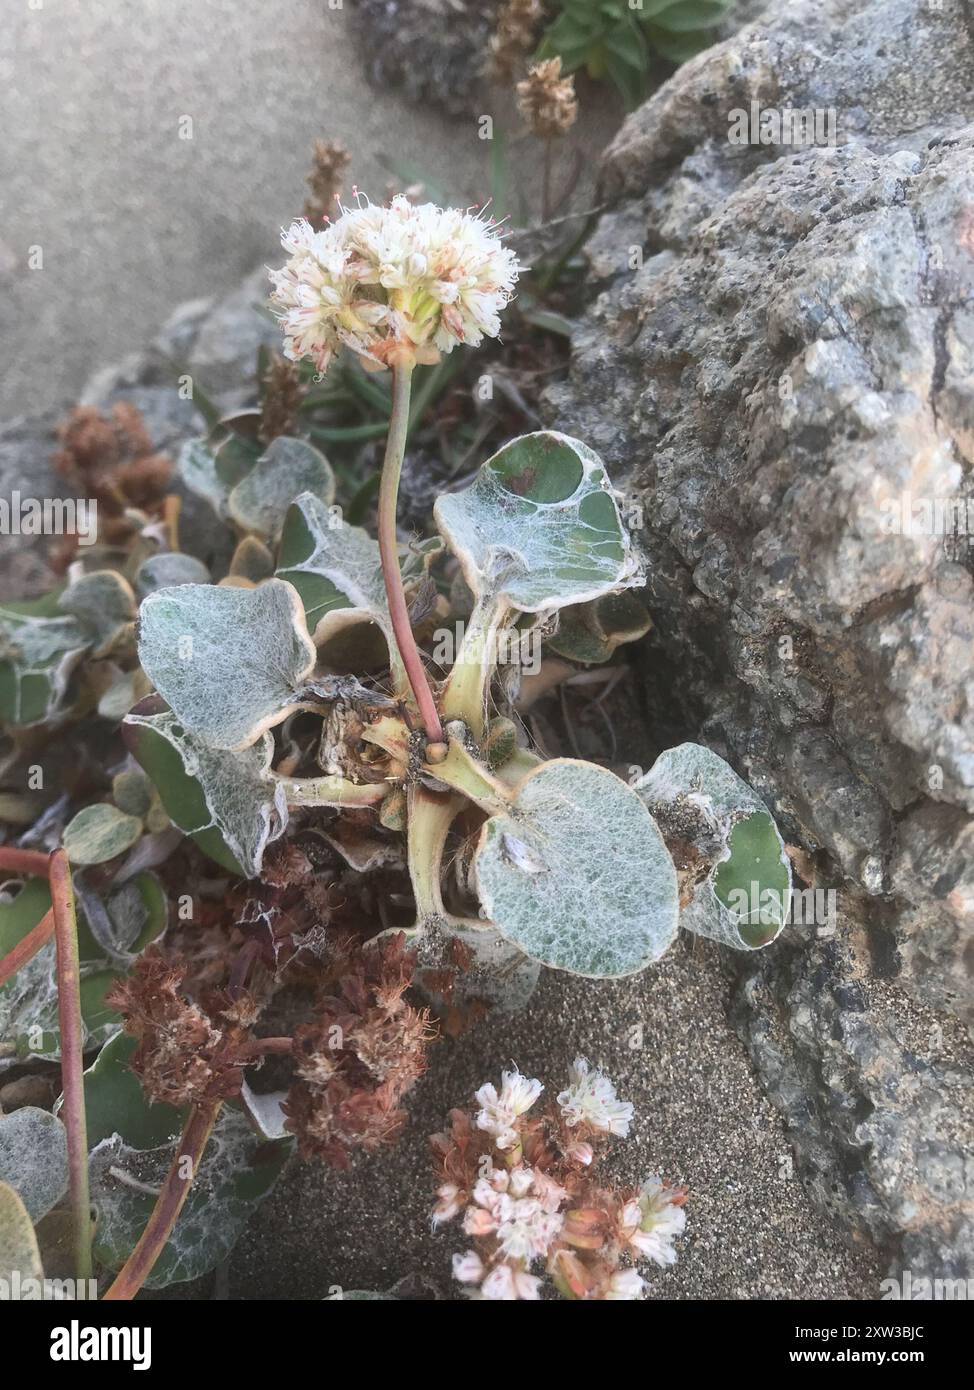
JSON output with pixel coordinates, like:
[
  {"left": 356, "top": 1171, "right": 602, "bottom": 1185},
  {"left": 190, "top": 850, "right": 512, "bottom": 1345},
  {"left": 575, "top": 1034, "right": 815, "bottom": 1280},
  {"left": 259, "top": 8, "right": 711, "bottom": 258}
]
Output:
[
  {"left": 222, "top": 939, "right": 884, "bottom": 1301},
  {"left": 0, "top": 0, "right": 521, "bottom": 419}
]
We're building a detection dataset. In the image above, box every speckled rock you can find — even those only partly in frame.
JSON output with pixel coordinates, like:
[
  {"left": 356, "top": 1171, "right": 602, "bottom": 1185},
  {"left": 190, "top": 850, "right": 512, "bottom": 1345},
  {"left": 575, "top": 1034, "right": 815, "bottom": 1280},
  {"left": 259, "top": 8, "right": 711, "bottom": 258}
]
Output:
[{"left": 545, "top": 0, "right": 974, "bottom": 1276}]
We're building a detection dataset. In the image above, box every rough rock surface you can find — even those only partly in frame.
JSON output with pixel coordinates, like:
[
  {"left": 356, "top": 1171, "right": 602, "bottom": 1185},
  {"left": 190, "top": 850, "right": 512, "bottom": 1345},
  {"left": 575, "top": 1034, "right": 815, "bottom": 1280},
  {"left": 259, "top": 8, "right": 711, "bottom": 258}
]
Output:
[{"left": 545, "top": 0, "right": 974, "bottom": 1277}]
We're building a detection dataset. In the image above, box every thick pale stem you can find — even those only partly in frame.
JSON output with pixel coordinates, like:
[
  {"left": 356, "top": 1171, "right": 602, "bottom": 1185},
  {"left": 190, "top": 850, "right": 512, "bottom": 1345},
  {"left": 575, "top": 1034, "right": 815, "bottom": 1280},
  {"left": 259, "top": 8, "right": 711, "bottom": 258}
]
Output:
[
  {"left": 275, "top": 774, "right": 388, "bottom": 808},
  {"left": 48, "top": 850, "right": 91, "bottom": 1284},
  {"left": 407, "top": 786, "right": 461, "bottom": 925},
  {"left": 423, "top": 737, "right": 513, "bottom": 816},
  {"left": 439, "top": 595, "right": 511, "bottom": 739},
  {"left": 102, "top": 1101, "right": 221, "bottom": 1301},
  {"left": 377, "top": 362, "right": 444, "bottom": 743}
]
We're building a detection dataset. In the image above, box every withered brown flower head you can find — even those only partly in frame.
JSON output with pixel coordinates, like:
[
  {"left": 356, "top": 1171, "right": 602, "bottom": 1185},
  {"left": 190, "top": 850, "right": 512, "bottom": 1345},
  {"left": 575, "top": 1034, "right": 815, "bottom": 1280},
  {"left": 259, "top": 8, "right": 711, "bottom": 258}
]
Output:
[
  {"left": 50, "top": 402, "right": 173, "bottom": 561},
  {"left": 284, "top": 934, "right": 435, "bottom": 1165},
  {"left": 258, "top": 351, "right": 305, "bottom": 445},
  {"left": 488, "top": 0, "right": 545, "bottom": 84},
  {"left": 107, "top": 948, "right": 250, "bottom": 1109},
  {"left": 303, "top": 138, "right": 351, "bottom": 226},
  {"left": 516, "top": 57, "right": 578, "bottom": 140}
]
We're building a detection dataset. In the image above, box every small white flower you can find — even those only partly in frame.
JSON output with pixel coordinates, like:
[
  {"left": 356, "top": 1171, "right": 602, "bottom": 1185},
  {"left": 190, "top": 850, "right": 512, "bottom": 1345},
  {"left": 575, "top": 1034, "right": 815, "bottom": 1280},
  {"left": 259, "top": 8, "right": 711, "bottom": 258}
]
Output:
[
  {"left": 475, "top": 1067, "right": 543, "bottom": 1150},
  {"left": 452, "top": 1251, "right": 484, "bottom": 1285},
  {"left": 557, "top": 1056, "right": 634, "bottom": 1138},
  {"left": 480, "top": 1264, "right": 517, "bottom": 1300},
  {"left": 628, "top": 1176, "right": 687, "bottom": 1268},
  {"left": 269, "top": 194, "right": 520, "bottom": 376},
  {"left": 480, "top": 1263, "right": 541, "bottom": 1301},
  {"left": 432, "top": 1182, "right": 462, "bottom": 1228},
  {"left": 566, "top": 1140, "right": 594, "bottom": 1166},
  {"left": 604, "top": 1268, "right": 646, "bottom": 1300}
]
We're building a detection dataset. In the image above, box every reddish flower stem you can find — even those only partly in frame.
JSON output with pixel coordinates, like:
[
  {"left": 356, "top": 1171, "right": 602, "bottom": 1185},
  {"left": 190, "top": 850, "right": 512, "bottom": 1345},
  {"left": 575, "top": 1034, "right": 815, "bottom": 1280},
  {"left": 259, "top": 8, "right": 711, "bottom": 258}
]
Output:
[
  {"left": 377, "top": 361, "right": 444, "bottom": 744},
  {"left": 101, "top": 1101, "right": 221, "bottom": 1301},
  {"left": 49, "top": 848, "right": 92, "bottom": 1283},
  {"left": 0, "top": 845, "right": 53, "bottom": 877}
]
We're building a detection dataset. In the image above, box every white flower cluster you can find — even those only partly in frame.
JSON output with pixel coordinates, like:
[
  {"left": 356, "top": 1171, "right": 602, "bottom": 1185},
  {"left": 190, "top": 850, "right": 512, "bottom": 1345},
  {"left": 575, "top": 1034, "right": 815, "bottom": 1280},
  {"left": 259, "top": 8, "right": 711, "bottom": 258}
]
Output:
[
  {"left": 269, "top": 194, "right": 521, "bottom": 376},
  {"left": 557, "top": 1055, "right": 634, "bottom": 1138},
  {"left": 434, "top": 1060, "right": 686, "bottom": 1301}
]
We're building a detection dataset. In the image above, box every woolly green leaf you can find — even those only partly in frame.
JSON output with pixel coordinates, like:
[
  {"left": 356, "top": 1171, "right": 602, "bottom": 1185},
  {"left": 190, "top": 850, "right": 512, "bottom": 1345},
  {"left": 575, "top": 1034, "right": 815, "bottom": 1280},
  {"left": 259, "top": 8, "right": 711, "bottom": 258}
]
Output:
[
  {"left": 0, "top": 1108, "right": 68, "bottom": 1222},
  {"left": 0, "top": 606, "right": 89, "bottom": 726},
  {"left": 137, "top": 578, "right": 316, "bottom": 751},
  {"left": 136, "top": 552, "right": 211, "bottom": 598},
  {"left": 63, "top": 804, "right": 144, "bottom": 866},
  {"left": 124, "top": 700, "right": 287, "bottom": 877},
  {"left": 228, "top": 437, "right": 335, "bottom": 541},
  {"left": 434, "top": 431, "right": 641, "bottom": 613},
  {"left": 0, "top": 879, "right": 120, "bottom": 1068},
  {"left": 276, "top": 491, "right": 393, "bottom": 649},
  {"left": 634, "top": 743, "right": 792, "bottom": 949},
  {"left": 474, "top": 759, "right": 679, "bottom": 977},
  {"left": 57, "top": 570, "right": 136, "bottom": 657},
  {"left": 86, "top": 1036, "right": 291, "bottom": 1289},
  {"left": 547, "top": 590, "right": 652, "bottom": 664},
  {"left": 178, "top": 437, "right": 231, "bottom": 519},
  {"left": 0, "top": 1180, "right": 42, "bottom": 1283}
]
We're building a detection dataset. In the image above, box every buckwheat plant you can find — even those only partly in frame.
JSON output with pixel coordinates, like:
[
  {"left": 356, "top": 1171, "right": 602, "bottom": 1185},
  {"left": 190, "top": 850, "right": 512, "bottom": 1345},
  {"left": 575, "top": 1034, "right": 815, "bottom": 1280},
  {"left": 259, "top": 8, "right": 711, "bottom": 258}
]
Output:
[
  {"left": 130, "top": 191, "right": 792, "bottom": 1003},
  {"left": 431, "top": 1059, "right": 687, "bottom": 1300}
]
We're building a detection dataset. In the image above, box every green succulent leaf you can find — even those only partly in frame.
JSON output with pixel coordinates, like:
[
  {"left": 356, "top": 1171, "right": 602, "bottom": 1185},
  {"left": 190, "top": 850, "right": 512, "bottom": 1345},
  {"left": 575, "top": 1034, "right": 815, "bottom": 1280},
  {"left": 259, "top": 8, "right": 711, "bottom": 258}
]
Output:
[
  {"left": 57, "top": 570, "right": 137, "bottom": 657},
  {"left": 86, "top": 1037, "right": 290, "bottom": 1289},
  {"left": 136, "top": 578, "right": 317, "bottom": 751},
  {"left": 0, "top": 605, "right": 89, "bottom": 726},
  {"left": 0, "top": 1179, "right": 43, "bottom": 1283},
  {"left": 276, "top": 491, "right": 393, "bottom": 649},
  {"left": 63, "top": 804, "right": 144, "bottom": 866},
  {"left": 0, "top": 878, "right": 124, "bottom": 1066},
  {"left": 124, "top": 699, "right": 287, "bottom": 877},
  {"left": 178, "top": 437, "right": 232, "bottom": 519},
  {"left": 633, "top": 742, "right": 792, "bottom": 949},
  {"left": 136, "top": 552, "right": 211, "bottom": 598},
  {"left": 434, "top": 431, "right": 642, "bottom": 614},
  {"left": 228, "top": 436, "right": 335, "bottom": 541},
  {"left": 0, "top": 1108, "right": 69, "bottom": 1223},
  {"left": 547, "top": 590, "right": 652, "bottom": 664},
  {"left": 473, "top": 759, "right": 679, "bottom": 977}
]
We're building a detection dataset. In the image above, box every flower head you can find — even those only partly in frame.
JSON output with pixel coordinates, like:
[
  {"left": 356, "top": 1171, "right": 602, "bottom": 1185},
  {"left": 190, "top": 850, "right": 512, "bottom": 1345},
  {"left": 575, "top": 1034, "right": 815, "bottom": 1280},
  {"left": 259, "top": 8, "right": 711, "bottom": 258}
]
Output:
[
  {"left": 475, "top": 1067, "right": 543, "bottom": 1150},
  {"left": 624, "top": 1177, "right": 688, "bottom": 1267},
  {"left": 269, "top": 194, "right": 520, "bottom": 376},
  {"left": 557, "top": 1056, "right": 634, "bottom": 1138}
]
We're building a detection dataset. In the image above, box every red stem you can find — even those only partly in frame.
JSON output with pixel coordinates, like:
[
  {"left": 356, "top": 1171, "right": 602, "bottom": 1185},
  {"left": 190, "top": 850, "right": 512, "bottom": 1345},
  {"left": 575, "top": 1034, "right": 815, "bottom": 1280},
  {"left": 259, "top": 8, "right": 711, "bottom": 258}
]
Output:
[
  {"left": 0, "top": 845, "right": 52, "bottom": 877},
  {"left": 377, "top": 362, "right": 444, "bottom": 743},
  {"left": 0, "top": 906, "right": 55, "bottom": 986},
  {"left": 102, "top": 1101, "right": 221, "bottom": 1300},
  {"left": 49, "top": 849, "right": 92, "bottom": 1282}
]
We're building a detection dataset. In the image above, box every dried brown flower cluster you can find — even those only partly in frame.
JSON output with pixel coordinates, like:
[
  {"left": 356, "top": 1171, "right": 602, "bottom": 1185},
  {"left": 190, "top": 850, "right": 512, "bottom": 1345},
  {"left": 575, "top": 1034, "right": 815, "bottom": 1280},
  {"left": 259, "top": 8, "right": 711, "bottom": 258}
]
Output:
[
  {"left": 107, "top": 948, "right": 260, "bottom": 1108},
  {"left": 258, "top": 351, "right": 305, "bottom": 445},
  {"left": 303, "top": 138, "right": 351, "bottom": 226},
  {"left": 489, "top": 0, "right": 545, "bottom": 83},
  {"left": 516, "top": 57, "right": 578, "bottom": 140},
  {"left": 431, "top": 1062, "right": 687, "bottom": 1300},
  {"left": 285, "top": 934, "right": 435, "bottom": 1167},
  {"left": 52, "top": 403, "right": 172, "bottom": 541}
]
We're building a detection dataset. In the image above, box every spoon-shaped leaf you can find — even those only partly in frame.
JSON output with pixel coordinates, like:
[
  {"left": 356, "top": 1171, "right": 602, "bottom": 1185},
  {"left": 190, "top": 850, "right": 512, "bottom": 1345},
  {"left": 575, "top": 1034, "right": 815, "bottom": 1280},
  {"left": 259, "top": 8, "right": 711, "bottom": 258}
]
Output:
[
  {"left": 473, "top": 758, "right": 679, "bottom": 977},
  {"left": 633, "top": 743, "right": 791, "bottom": 949},
  {"left": 124, "top": 699, "right": 287, "bottom": 877},
  {"left": 137, "top": 578, "right": 316, "bottom": 751},
  {"left": 434, "top": 431, "right": 642, "bottom": 612}
]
